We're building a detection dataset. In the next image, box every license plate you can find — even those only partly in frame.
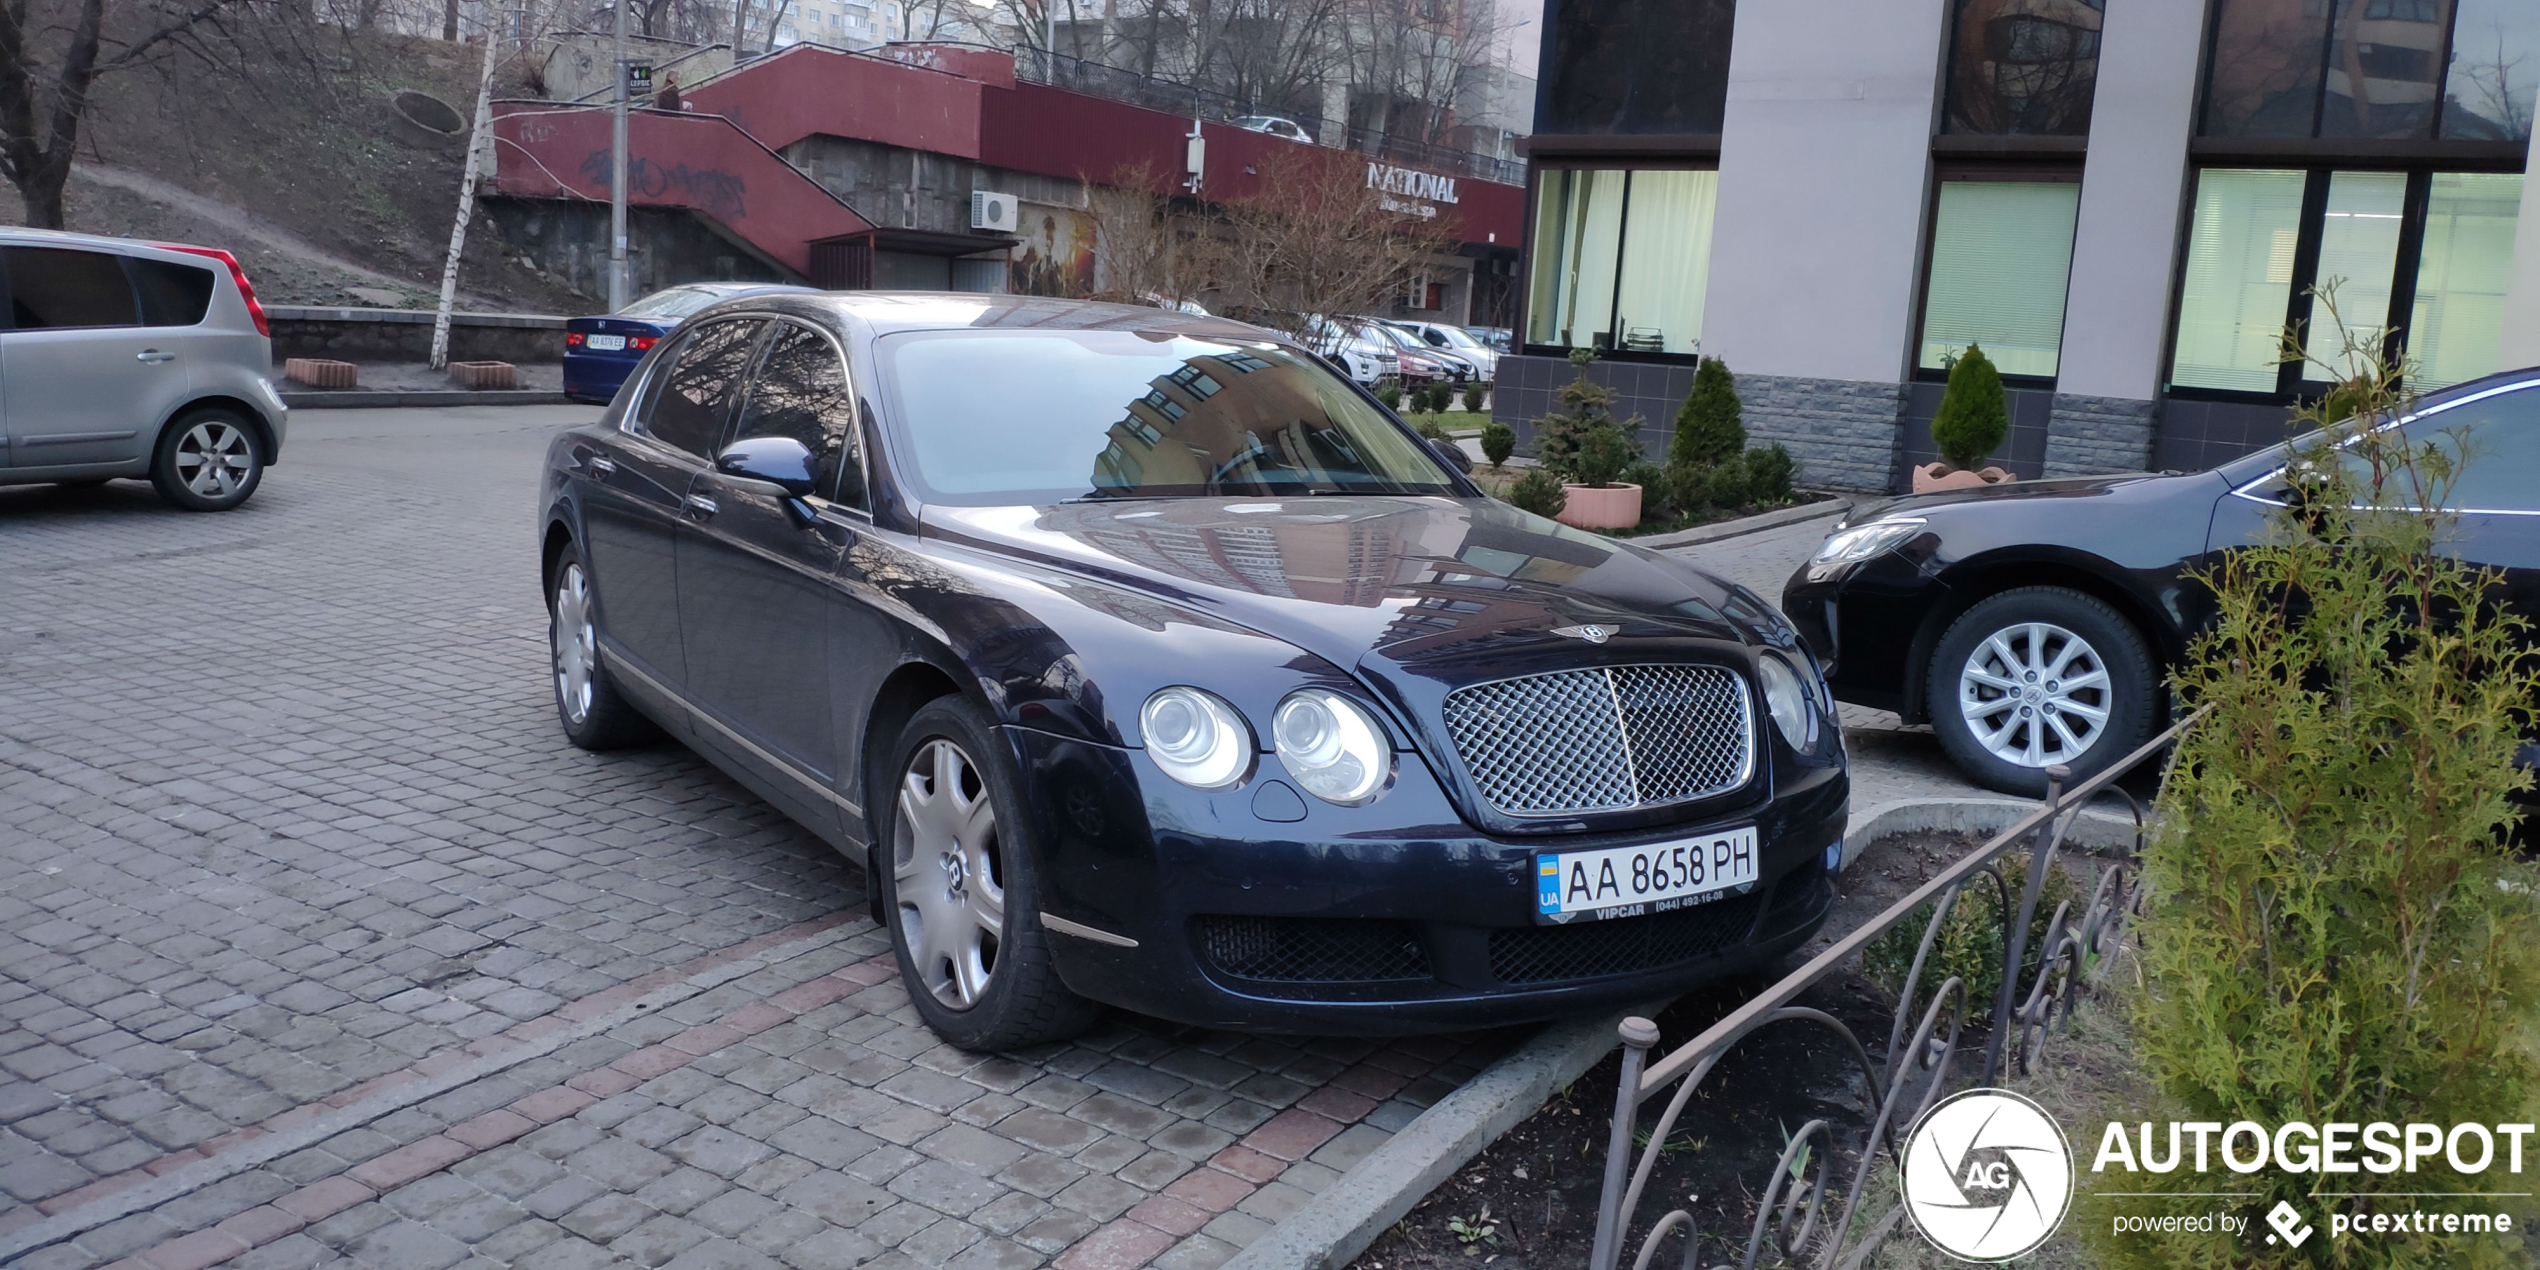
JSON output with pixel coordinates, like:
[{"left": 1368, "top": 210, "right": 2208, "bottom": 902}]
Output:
[
  {"left": 1536, "top": 828, "right": 1761, "bottom": 923},
  {"left": 586, "top": 334, "right": 627, "bottom": 351}
]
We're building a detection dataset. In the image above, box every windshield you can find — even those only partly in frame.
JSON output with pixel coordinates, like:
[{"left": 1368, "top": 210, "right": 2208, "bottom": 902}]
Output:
[
  {"left": 618, "top": 287, "right": 723, "bottom": 321},
  {"left": 1433, "top": 325, "right": 1484, "bottom": 350},
  {"left": 880, "top": 330, "right": 1461, "bottom": 505}
]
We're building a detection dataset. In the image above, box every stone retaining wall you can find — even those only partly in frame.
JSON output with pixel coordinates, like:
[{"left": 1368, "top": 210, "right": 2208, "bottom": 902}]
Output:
[{"left": 267, "top": 306, "right": 569, "bottom": 365}]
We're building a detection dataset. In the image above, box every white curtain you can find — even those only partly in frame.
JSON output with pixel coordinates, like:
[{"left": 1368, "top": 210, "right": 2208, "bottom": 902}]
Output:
[
  {"left": 2409, "top": 173, "right": 2523, "bottom": 388},
  {"left": 1614, "top": 170, "right": 1717, "bottom": 356},
  {"left": 2172, "top": 169, "right": 2308, "bottom": 392},
  {"left": 2300, "top": 170, "right": 2407, "bottom": 381},
  {"left": 1917, "top": 181, "right": 2081, "bottom": 378}
]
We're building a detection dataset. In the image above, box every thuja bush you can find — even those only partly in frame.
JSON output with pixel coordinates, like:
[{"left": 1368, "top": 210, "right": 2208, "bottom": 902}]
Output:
[
  {"left": 1929, "top": 344, "right": 2007, "bottom": 473},
  {"left": 2095, "top": 310, "right": 2540, "bottom": 1268},
  {"left": 1480, "top": 421, "right": 1515, "bottom": 468},
  {"left": 1505, "top": 467, "right": 1566, "bottom": 519}
]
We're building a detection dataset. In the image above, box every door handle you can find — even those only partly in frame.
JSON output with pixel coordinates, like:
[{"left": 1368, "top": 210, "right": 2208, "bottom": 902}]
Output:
[
  {"left": 136, "top": 350, "right": 175, "bottom": 364},
  {"left": 683, "top": 494, "right": 719, "bottom": 519},
  {"left": 588, "top": 455, "right": 618, "bottom": 475}
]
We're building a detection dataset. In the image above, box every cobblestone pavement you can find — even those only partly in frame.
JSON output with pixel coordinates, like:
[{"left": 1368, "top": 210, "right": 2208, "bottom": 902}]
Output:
[{"left": 0, "top": 407, "right": 1508, "bottom": 1270}]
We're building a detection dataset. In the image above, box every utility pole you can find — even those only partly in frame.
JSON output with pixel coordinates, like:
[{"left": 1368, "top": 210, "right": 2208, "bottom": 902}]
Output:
[{"left": 609, "top": 0, "right": 631, "bottom": 311}]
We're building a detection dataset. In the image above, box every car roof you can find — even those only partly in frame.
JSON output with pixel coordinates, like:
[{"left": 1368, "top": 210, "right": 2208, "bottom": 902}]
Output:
[
  {"left": 0, "top": 226, "right": 238, "bottom": 266},
  {"left": 728, "top": 291, "right": 1283, "bottom": 343}
]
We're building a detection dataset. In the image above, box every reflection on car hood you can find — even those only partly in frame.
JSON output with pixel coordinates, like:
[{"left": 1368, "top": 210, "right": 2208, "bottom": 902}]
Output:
[
  {"left": 1844, "top": 473, "right": 2174, "bottom": 525},
  {"left": 921, "top": 497, "right": 1770, "bottom": 682}
]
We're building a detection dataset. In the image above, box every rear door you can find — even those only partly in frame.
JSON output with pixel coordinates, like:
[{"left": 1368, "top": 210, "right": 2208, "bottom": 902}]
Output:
[
  {"left": 580, "top": 316, "right": 765, "bottom": 694},
  {"left": 675, "top": 319, "right": 884, "bottom": 833},
  {"left": 0, "top": 245, "right": 197, "bottom": 469}
]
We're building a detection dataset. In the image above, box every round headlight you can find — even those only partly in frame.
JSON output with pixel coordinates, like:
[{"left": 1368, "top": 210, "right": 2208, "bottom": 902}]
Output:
[
  {"left": 1272, "top": 689, "right": 1390, "bottom": 806},
  {"left": 1757, "top": 653, "right": 1815, "bottom": 751},
  {"left": 1140, "top": 687, "right": 1253, "bottom": 789}
]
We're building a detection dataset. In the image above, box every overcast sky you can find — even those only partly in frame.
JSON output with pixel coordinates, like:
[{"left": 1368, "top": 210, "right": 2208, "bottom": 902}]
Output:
[{"left": 1490, "top": 0, "right": 1541, "bottom": 78}]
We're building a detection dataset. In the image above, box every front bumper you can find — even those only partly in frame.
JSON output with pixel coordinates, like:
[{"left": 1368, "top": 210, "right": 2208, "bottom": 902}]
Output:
[
  {"left": 1009, "top": 727, "right": 1847, "bottom": 1034},
  {"left": 1783, "top": 554, "right": 1953, "bottom": 720}
]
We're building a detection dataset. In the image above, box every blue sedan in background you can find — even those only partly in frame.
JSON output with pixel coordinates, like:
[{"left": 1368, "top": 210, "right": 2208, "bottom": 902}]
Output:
[{"left": 564, "top": 282, "right": 816, "bottom": 403}]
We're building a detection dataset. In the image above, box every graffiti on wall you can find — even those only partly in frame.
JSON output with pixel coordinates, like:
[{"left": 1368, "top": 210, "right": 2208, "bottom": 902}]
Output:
[
  {"left": 577, "top": 150, "right": 750, "bottom": 222},
  {"left": 1009, "top": 201, "right": 1097, "bottom": 297}
]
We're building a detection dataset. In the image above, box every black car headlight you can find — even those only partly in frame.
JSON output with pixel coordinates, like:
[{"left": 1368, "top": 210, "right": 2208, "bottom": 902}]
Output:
[
  {"left": 1271, "top": 689, "right": 1390, "bottom": 805},
  {"left": 1757, "top": 653, "right": 1817, "bottom": 751},
  {"left": 1140, "top": 687, "right": 1254, "bottom": 790},
  {"left": 1811, "top": 517, "right": 1925, "bottom": 565}
]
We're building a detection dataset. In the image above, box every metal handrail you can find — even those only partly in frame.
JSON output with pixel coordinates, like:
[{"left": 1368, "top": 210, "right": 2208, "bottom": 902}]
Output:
[{"left": 1586, "top": 706, "right": 2207, "bottom": 1270}]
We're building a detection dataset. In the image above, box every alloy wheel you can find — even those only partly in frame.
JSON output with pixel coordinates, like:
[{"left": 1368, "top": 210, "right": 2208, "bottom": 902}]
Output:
[
  {"left": 895, "top": 738, "right": 1005, "bottom": 1010},
  {"left": 1956, "top": 621, "right": 2112, "bottom": 768},
  {"left": 552, "top": 564, "right": 597, "bottom": 726},
  {"left": 174, "top": 421, "right": 254, "bottom": 499}
]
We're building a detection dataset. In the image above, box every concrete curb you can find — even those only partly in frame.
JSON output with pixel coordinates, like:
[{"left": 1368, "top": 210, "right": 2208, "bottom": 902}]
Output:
[
  {"left": 1840, "top": 795, "right": 2144, "bottom": 869},
  {"left": 1636, "top": 495, "right": 1851, "bottom": 552},
  {"left": 1222, "top": 1008, "right": 1644, "bottom": 1270},
  {"left": 283, "top": 389, "right": 571, "bottom": 409}
]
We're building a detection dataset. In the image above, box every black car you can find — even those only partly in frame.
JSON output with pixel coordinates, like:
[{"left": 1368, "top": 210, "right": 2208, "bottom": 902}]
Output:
[
  {"left": 1782, "top": 368, "right": 2540, "bottom": 797},
  {"left": 539, "top": 293, "right": 1848, "bottom": 1048}
]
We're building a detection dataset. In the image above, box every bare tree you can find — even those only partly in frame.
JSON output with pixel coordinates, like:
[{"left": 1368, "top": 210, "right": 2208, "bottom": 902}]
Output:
[
  {"left": 0, "top": 0, "right": 265, "bottom": 227},
  {"left": 1081, "top": 161, "right": 1219, "bottom": 305},
  {"left": 1216, "top": 143, "right": 1446, "bottom": 344}
]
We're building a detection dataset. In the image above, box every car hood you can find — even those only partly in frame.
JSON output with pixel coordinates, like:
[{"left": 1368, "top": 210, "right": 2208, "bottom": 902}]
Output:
[
  {"left": 1842, "top": 472, "right": 2177, "bottom": 525},
  {"left": 921, "top": 495, "right": 1779, "bottom": 706}
]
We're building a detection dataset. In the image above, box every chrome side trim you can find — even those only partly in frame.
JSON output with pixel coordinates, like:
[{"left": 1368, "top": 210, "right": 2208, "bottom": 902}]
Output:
[
  {"left": 602, "top": 648, "right": 864, "bottom": 819},
  {"left": 21, "top": 429, "right": 139, "bottom": 446},
  {"left": 1040, "top": 913, "right": 1139, "bottom": 948}
]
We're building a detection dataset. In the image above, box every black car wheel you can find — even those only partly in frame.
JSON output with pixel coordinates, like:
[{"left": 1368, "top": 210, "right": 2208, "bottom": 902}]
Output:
[
  {"left": 883, "top": 697, "right": 1098, "bottom": 1051},
  {"left": 548, "top": 543, "right": 661, "bottom": 750},
  {"left": 1926, "top": 586, "right": 2155, "bottom": 797},
  {"left": 149, "top": 409, "right": 264, "bottom": 511}
]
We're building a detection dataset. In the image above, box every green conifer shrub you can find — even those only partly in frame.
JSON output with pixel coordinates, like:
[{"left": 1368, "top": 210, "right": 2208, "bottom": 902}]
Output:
[{"left": 1929, "top": 344, "right": 2008, "bottom": 473}]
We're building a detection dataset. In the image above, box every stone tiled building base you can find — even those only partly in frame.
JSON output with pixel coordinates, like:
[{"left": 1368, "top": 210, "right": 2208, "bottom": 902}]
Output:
[
  {"left": 1490, "top": 356, "right": 1905, "bottom": 492},
  {"left": 2043, "top": 394, "right": 2158, "bottom": 476}
]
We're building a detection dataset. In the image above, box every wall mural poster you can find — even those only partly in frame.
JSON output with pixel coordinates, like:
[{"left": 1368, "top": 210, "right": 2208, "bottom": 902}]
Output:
[{"left": 1011, "top": 202, "right": 1098, "bottom": 297}]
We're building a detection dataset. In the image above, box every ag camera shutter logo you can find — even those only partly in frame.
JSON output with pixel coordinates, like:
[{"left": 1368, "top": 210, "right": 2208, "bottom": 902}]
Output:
[{"left": 1900, "top": 1089, "right": 2074, "bottom": 1261}]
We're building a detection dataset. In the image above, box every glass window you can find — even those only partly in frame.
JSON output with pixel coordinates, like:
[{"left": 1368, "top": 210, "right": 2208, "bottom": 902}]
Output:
[
  {"left": 131, "top": 259, "right": 215, "bottom": 327},
  {"left": 1540, "top": 0, "right": 1733, "bottom": 135},
  {"left": 2408, "top": 173, "right": 2523, "bottom": 389},
  {"left": 2203, "top": 0, "right": 2331, "bottom": 137},
  {"left": 734, "top": 323, "right": 863, "bottom": 507},
  {"left": 642, "top": 319, "right": 765, "bottom": 457},
  {"left": 2172, "top": 170, "right": 2308, "bottom": 392},
  {"left": 620, "top": 286, "right": 724, "bottom": 320},
  {"left": 1917, "top": 180, "right": 2081, "bottom": 377},
  {"left": 1525, "top": 168, "right": 1715, "bottom": 355},
  {"left": 877, "top": 333, "right": 1457, "bottom": 505},
  {"left": 2321, "top": 0, "right": 2451, "bottom": 140},
  {"left": 2441, "top": 0, "right": 2540, "bottom": 139},
  {"left": 5, "top": 247, "right": 138, "bottom": 329},
  {"left": 2300, "top": 170, "right": 2407, "bottom": 381},
  {"left": 2313, "top": 386, "right": 2540, "bottom": 508},
  {"left": 1941, "top": 0, "right": 2102, "bottom": 135}
]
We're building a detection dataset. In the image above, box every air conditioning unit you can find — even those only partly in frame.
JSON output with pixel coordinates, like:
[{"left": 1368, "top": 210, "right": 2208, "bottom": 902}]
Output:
[{"left": 970, "top": 190, "right": 1018, "bottom": 233}]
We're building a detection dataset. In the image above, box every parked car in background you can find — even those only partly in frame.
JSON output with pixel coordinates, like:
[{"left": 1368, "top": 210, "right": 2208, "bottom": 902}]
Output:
[
  {"left": 539, "top": 293, "right": 1847, "bottom": 1048},
  {"left": 1230, "top": 115, "right": 1314, "bottom": 142},
  {"left": 1388, "top": 318, "right": 1498, "bottom": 383},
  {"left": 0, "top": 228, "right": 286, "bottom": 512},
  {"left": 1464, "top": 326, "right": 1511, "bottom": 353},
  {"left": 1781, "top": 368, "right": 2540, "bottom": 797},
  {"left": 1358, "top": 319, "right": 1464, "bottom": 387},
  {"left": 565, "top": 282, "right": 816, "bottom": 403},
  {"left": 1302, "top": 315, "right": 1398, "bottom": 386}
]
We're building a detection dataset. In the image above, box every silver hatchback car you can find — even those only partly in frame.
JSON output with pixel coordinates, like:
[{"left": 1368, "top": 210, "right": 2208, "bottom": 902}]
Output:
[{"left": 0, "top": 229, "right": 289, "bottom": 511}]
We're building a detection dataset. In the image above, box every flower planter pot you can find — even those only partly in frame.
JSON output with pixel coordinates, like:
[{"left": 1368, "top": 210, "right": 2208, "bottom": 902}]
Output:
[
  {"left": 1911, "top": 463, "right": 2011, "bottom": 493},
  {"left": 1557, "top": 482, "right": 1641, "bottom": 530}
]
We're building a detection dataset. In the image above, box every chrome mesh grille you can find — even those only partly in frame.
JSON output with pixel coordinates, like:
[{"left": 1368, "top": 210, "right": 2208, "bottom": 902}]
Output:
[{"left": 1440, "top": 664, "right": 1754, "bottom": 816}]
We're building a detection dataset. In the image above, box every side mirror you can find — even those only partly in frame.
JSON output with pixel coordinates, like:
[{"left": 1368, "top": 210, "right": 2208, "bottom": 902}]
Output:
[
  {"left": 716, "top": 436, "right": 820, "bottom": 498},
  {"left": 1427, "top": 435, "right": 1473, "bottom": 475}
]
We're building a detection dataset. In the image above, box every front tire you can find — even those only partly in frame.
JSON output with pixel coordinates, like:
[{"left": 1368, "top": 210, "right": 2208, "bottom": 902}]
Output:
[
  {"left": 1926, "top": 587, "right": 2156, "bottom": 797},
  {"left": 149, "top": 410, "right": 264, "bottom": 511},
  {"left": 548, "top": 543, "right": 660, "bottom": 750},
  {"left": 882, "top": 697, "right": 1098, "bottom": 1051}
]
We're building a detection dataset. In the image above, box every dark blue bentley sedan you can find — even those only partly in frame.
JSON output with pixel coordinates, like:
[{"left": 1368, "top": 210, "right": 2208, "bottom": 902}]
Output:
[
  {"left": 536, "top": 293, "right": 1848, "bottom": 1048},
  {"left": 563, "top": 282, "right": 815, "bottom": 404}
]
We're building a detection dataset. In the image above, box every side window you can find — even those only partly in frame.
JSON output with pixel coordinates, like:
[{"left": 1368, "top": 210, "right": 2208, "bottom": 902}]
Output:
[
  {"left": 5, "top": 247, "right": 139, "bottom": 330},
  {"left": 641, "top": 318, "right": 764, "bottom": 457},
  {"left": 131, "top": 259, "right": 216, "bottom": 327},
  {"left": 733, "top": 323, "right": 864, "bottom": 508},
  {"left": 2404, "top": 388, "right": 2540, "bottom": 512}
]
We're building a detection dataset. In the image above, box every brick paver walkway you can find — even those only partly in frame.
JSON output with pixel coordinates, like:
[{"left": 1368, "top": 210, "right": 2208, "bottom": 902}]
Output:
[{"left": 0, "top": 407, "right": 1509, "bottom": 1270}]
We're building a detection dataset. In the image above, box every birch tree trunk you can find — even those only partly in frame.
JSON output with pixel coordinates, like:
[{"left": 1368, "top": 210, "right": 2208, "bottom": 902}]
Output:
[{"left": 430, "top": 15, "right": 503, "bottom": 370}]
